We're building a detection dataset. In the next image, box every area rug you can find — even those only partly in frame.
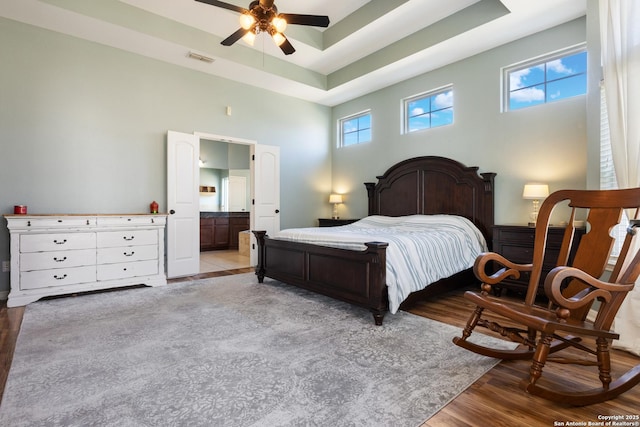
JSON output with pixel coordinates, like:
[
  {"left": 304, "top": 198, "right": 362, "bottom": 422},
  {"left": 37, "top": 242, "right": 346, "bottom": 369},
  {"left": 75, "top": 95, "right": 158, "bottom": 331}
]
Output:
[{"left": 0, "top": 273, "right": 515, "bottom": 427}]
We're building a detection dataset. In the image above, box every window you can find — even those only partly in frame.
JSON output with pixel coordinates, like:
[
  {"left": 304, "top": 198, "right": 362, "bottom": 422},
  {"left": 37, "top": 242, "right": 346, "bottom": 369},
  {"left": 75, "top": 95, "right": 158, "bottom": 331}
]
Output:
[
  {"left": 600, "top": 84, "right": 615, "bottom": 191},
  {"left": 504, "top": 46, "right": 587, "bottom": 111},
  {"left": 339, "top": 111, "right": 371, "bottom": 147},
  {"left": 403, "top": 86, "right": 453, "bottom": 133},
  {"left": 600, "top": 82, "right": 628, "bottom": 257}
]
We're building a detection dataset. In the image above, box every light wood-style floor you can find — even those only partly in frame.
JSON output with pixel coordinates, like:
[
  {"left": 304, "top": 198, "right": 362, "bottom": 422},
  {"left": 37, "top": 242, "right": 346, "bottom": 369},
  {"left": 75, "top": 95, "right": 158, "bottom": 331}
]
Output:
[
  {"left": 1, "top": 273, "right": 639, "bottom": 425},
  {"left": 199, "top": 249, "right": 250, "bottom": 274}
]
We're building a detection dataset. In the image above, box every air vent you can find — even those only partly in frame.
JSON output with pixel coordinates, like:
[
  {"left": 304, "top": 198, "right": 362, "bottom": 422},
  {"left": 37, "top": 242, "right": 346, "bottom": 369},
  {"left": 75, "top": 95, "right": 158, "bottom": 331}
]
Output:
[{"left": 187, "top": 51, "right": 215, "bottom": 63}]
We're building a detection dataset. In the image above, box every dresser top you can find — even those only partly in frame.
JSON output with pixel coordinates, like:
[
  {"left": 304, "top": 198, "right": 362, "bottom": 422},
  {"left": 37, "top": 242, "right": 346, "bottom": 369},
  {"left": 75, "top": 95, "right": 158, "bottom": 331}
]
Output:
[
  {"left": 4, "top": 213, "right": 167, "bottom": 218},
  {"left": 5, "top": 213, "right": 167, "bottom": 232}
]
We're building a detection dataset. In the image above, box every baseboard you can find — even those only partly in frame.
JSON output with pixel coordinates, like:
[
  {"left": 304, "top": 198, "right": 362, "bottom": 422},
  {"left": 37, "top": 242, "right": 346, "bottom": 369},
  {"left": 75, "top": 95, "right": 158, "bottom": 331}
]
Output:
[{"left": 0, "top": 290, "right": 8, "bottom": 301}]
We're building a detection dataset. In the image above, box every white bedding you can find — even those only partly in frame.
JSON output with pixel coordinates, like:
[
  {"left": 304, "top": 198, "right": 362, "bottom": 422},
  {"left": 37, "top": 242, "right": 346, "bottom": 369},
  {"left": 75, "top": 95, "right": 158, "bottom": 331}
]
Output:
[{"left": 273, "top": 215, "right": 487, "bottom": 314}]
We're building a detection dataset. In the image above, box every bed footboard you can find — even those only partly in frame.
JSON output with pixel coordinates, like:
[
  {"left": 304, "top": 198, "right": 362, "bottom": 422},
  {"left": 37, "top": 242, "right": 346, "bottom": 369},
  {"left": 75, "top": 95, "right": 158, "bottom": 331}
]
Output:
[{"left": 253, "top": 230, "right": 389, "bottom": 325}]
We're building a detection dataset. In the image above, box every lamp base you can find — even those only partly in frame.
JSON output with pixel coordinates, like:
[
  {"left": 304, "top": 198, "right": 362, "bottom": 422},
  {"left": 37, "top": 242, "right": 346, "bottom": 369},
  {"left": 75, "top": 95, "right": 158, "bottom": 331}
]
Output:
[{"left": 529, "top": 207, "right": 539, "bottom": 227}]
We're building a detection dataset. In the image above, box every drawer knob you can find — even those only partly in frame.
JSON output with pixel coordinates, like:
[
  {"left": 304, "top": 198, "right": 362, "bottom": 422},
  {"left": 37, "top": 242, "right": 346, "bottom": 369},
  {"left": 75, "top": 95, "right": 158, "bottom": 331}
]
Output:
[
  {"left": 53, "top": 274, "right": 67, "bottom": 280},
  {"left": 53, "top": 239, "right": 67, "bottom": 245},
  {"left": 53, "top": 256, "right": 67, "bottom": 262},
  {"left": 124, "top": 251, "right": 135, "bottom": 257},
  {"left": 123, "top": 236, "right": 135, "bottom": 241}
]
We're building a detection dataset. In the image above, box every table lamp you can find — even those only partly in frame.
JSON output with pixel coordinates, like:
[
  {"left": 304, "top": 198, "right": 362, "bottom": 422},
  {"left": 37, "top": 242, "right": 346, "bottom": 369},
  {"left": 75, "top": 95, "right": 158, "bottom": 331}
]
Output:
[
  {"left": 523, "top": 184, "right": 549, "bottom": 226},
  {"left": 329, "top": 194, "right": 343, "bottom": 219}
]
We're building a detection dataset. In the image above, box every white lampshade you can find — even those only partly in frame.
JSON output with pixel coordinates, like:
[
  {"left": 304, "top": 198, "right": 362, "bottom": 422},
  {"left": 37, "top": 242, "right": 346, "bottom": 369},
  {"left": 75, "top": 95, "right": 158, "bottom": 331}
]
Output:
[
  {"left": 272, "top": 16, "right": 287, "bottom": 33},
  {"left": 522, "top": 184, "right": 549, "bottom": 200},
  {"left": 239, "top": 13, "right": 255, "bottom": 30},
  {"left": 271, "top": 32, "right": 286, "bottom": 46},
  {"left": 329, "top": 194, "right": 343, "bottom": 204},
  {"left": 242, "top": 31, "right": 256, "bottom": 46}
]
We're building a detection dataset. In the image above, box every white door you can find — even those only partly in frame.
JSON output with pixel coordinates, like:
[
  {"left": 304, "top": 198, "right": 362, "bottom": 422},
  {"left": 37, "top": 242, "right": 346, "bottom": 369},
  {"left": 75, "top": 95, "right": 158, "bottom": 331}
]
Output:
[
  {"left": 250, "top": 144, "right": 280, "bottom": 266},
  {"left": 228, "top": 175, "right": 247, "bottom": 212},
  {"left": 166, "top": 131, "right": 200, "bottom": 278}
]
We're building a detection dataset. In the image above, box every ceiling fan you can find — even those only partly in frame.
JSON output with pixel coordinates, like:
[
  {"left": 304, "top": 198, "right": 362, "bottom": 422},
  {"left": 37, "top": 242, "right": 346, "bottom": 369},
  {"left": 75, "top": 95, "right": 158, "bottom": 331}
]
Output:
[{"left": 195, "top": 0, "right": 330, "bottom": 55}]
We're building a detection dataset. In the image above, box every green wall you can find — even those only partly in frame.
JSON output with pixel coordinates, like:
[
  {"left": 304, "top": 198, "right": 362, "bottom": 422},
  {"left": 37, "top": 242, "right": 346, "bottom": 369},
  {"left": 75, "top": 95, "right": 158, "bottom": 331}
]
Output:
[
  {"left": 331, "top": 18, "right": 589, "bottom": 225},
  {"left": 0, "top": 18, "right": 331, "bottom": 295},
  {"left": 0, "top": 13, "right": 596, "bottom": 298}
]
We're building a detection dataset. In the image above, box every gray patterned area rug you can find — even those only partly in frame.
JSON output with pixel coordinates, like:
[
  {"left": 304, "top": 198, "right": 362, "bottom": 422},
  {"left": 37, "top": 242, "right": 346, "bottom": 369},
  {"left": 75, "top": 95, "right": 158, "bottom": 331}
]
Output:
[{"left": 1, "top": 273, "right": 515, "bottom": 427}]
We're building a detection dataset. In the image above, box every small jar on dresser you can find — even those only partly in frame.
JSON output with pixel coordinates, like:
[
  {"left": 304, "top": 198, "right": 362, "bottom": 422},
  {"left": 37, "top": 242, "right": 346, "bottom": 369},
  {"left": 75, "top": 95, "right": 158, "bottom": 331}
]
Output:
[
  {"left": 491, "top": 224, "right": 586, "bottom": 297},
  {"left": 4, "top": 213, "right": 168, "bottom": 307}
]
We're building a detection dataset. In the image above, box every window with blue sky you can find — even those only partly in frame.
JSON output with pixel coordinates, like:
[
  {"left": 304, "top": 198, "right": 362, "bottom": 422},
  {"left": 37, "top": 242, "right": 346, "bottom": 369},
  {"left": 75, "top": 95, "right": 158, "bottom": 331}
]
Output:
[
  {"left": 403, "top": 86, "right": 453, "bottom": 133},
  {"left": 340, "top": 111, "right": 371, "bottom": 147},
  {"left": 505, "top": 46, "right": 586, "bottom": 111}
]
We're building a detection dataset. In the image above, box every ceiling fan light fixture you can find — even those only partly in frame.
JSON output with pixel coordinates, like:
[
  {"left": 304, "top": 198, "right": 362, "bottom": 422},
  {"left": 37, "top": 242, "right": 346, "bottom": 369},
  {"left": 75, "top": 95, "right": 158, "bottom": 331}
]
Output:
[
  {"left": 199, "top": 0, "right": 329, "bottom": 56},
  {"left": 271, "top": 31, "right": 286, "bottom": 46},
  {"left": 271, "top": 16, "right": 287, "bottom": 33},
  {"left": 242, "top": 30, "right": 256, "bottom": 46},
  {"left": 239, "top": 13, "right": 255, "bottom": 30}
]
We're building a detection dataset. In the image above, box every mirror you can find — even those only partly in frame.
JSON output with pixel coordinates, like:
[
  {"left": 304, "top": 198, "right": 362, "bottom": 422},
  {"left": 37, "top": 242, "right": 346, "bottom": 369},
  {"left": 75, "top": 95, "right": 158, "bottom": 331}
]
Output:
[{"left": 199, "top": 140, "right": 251, "bottom": 212}]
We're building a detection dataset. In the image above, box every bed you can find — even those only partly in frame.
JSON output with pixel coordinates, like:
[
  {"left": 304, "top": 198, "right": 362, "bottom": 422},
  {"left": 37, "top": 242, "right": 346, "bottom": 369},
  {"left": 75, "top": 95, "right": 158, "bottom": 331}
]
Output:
[{"left": 252, "top": 156, "right": 496, "bottom": 325}]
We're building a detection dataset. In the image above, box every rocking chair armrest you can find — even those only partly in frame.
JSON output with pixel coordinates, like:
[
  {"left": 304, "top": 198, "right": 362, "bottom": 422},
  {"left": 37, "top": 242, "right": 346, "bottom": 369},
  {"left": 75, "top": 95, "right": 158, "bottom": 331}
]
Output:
[
  {"left": 473, "top": 252, "right": 533, "bottom": 285},
  {"left": 543, "top": 266, "right": 635, "bottom": 311}
]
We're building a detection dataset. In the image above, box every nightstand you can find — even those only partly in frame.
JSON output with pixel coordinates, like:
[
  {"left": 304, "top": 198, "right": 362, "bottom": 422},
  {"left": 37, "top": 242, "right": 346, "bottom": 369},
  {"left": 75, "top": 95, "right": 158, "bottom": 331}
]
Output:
[
  {"left": 318, "top": 218, "right": 360, "bottom": 227},
  {"left": 492, "top": 224, "right": 585, "bottom": 297}
]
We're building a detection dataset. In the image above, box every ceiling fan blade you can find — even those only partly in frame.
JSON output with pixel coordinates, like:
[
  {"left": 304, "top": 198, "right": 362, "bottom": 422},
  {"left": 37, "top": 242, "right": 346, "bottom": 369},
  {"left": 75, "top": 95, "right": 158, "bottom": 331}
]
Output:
[
  {"left": 221, "top": 28, "right": 249, "bottom": 46},
  {"left": 194, "top": 0, "right": 247, "bottom": 14},
  {"left": 279, "top": 36, "right": 295, "bottom": 55},
  {"left": 280, "top": 14, "right": 330, "bottom": 28}
]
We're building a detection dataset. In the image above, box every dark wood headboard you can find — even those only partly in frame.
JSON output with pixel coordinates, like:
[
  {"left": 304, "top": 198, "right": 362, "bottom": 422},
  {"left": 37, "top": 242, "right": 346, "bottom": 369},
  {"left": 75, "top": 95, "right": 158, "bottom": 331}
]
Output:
[{"left": 364, "top": 156, "right": 496, "bottom": 242}]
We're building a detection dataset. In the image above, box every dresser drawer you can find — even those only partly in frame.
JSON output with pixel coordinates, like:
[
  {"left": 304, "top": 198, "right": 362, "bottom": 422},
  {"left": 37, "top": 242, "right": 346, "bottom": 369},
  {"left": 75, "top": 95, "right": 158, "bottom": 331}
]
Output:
[
  {"left": 97, "top": 260, "right": 158, "bottom": 281},
  {"left": 97, "top": 216, "right": 166, "bottom": 227},
  {"left": 494, "top": 228, "right": 535, "bottom": 244},
  {"left": 20, "top": 249, "right": 96, "bottom": 271},
  {"left": 20, "top": 266, "right": 96, "bottom": 290},
  {"left": 494, "top": 227, "right": 568, "bottom": 248},
  {"left": 97, "top": 245, "right": 157, "bottom": 264},
  {"left": 499, "top": 244, "right": 534, "bottom": 263},
  {"left": 20, "top": 233, "right": 96, "bottom": 253},
  {"left": 8, "top": 217, "right": 97, "bottom": 230},
  {"left": 97, "top": 230, "right": 158, "bottom": 248}
]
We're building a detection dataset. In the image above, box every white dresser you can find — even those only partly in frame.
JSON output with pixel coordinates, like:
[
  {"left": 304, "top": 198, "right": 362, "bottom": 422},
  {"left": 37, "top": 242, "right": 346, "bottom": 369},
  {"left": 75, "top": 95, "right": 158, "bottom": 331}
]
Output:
[{"left": 5, "top": 214, "right": 167, "bottom": 307}]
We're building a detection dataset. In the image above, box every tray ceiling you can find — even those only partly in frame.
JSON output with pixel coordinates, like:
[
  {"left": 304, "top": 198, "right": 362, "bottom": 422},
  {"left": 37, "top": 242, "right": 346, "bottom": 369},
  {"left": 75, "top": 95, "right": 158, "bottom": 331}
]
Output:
[{"left": 1, "top": 0, "right": 586, "bottom": 106}]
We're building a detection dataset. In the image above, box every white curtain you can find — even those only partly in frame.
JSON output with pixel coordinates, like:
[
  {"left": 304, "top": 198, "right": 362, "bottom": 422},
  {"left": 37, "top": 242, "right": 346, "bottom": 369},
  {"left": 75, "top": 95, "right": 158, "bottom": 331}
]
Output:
[{"left": 599, "top": 0, "right": 640, "bottom": 356}]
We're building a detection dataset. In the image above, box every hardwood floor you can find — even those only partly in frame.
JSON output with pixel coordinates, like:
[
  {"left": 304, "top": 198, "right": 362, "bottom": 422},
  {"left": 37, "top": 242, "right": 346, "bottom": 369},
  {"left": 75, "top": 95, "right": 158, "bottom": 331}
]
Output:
[
  {"left": 1, "top": 276, "right": 638, "bottom": 425},
  {"left": 408, "top": 288, "right": 640, "bottom": 426},
  {"left": 0, "top": 301, "right": 23, "bottom": 403}
]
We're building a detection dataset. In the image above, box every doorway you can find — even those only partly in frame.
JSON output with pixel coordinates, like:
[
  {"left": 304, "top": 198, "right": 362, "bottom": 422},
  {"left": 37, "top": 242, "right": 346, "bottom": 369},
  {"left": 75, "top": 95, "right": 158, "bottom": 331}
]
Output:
[
  {"left": 167, "top": 131, "right": 279, "bottom": 278},
  {"left": 196, "top": 132, "right": 255, "bottom": 274}
]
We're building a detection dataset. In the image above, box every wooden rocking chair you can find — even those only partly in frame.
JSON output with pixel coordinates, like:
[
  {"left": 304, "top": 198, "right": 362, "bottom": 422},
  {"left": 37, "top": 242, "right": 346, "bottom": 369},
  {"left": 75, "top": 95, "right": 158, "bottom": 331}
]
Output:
[{"left": 453, "top": 188, "right": 640, "bottom": 405}]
